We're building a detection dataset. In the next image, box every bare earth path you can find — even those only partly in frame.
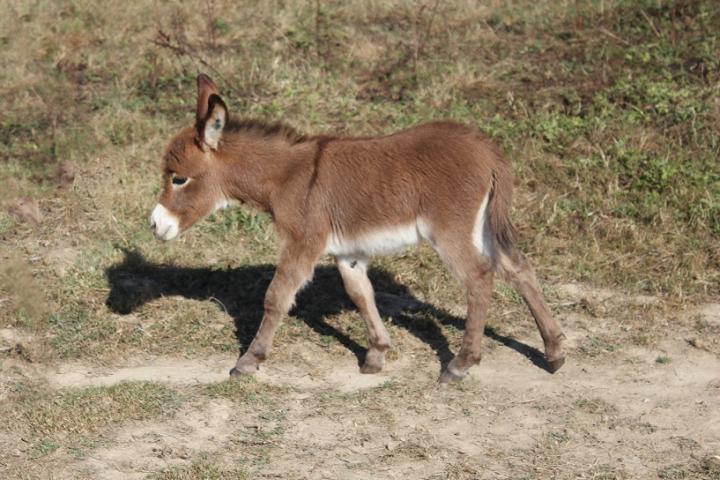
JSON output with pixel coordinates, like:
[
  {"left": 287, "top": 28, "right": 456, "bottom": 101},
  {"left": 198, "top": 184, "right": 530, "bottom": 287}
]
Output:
[{"left": 26, "top": 299, "right": 719, "bottom": 479}]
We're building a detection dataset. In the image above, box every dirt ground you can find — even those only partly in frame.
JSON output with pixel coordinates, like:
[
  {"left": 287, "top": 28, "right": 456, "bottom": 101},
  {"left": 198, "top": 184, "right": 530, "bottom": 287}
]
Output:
[{"left": 2, "top": 287, "right": 718, "bottom": 479}]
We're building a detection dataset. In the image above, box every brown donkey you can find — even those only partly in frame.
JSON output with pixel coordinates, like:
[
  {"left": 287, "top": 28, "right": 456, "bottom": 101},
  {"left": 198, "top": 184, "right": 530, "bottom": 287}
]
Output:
[{"left": 150, "top": 74, "right": 566, "bottom": 382}]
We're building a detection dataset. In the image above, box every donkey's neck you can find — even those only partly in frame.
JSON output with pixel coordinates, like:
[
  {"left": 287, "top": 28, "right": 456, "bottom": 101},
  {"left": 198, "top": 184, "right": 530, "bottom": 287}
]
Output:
[{"left": 217, "top": 125, "right": 319, "bottom": 214}]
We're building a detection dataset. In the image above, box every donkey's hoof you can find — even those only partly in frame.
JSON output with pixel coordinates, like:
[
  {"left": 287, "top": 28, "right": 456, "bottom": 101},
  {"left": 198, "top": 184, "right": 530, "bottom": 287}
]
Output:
[
  {"left": 361, "top": 348, "right": 386, "bottom": 374},
  {"left": 438, "top": 368, "right": 465, "bottom": 384},
  {"left": 360, "top": 362, "right": 383, "bottom": 374},
  {"left": 546, "top": 355, "right": 566, "bottom": 374},
  {"left": 229, "top": 364, "right": 258, "bottom": 377}
]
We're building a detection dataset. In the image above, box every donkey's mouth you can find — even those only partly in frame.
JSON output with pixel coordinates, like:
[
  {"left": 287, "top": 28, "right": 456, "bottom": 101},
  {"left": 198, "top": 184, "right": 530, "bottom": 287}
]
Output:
[
  {"left": 150, "top": 204, "right": 180, "bottom": 241},
  {"left": 155, "top": 224, "right": 179, "bottom": 241}
]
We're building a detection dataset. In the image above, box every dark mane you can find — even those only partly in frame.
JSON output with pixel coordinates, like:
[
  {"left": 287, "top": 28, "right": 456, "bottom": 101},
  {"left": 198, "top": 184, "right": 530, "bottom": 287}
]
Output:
[{"left": 225, "top": 118, "right": 309, "bottom": 145}]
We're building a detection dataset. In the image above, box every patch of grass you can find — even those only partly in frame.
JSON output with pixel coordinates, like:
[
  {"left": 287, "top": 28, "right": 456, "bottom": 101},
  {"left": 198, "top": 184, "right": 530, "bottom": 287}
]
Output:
[
  {"left": 47, "top": 293, "right": 239, "bottom": 359},
  {"left": 658, "top": 464, "right": 692, "bottom": 479},
  {"left": 574, "top": 397, "right": 619, "bottom": 416},
  {"left": 577, "top": 335, "right": 620, "bottom": 357},
  {"left": 64, "top": 434, "right": 113, "bottom": 460},
  {"left": 2, "top": 381, "right": 181, "bottom": 436},
  {"left": 655, "top": 355, "right": 672, "bottom": 364},
  {"left": 0, "top": 256, "right": 49, "bottom": 329},
  {"left": 0, "top": 0, "right": 716, "bottom": 370},
  {"left": 586, "top": 464, "right": 625, "bottom": 480},
  {"left": 202, "top": 208, "right": 275, "bottom": 255},
  {"left": 28, "top": 438, "right": 60, "bottom": 459},
  {"left": 47, "top": 307, "right": 118, "bottom": 359},
  {"left": 203, "top": 376, "right": 284, "bottom": 403},
  {"left": 150, "top": 453, "right": 248, "bottom": 480}
]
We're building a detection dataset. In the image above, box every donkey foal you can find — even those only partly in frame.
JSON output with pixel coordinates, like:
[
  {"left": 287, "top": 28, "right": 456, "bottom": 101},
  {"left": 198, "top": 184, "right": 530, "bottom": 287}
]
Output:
[{"left": 150, "top": 74, "right": 566, "bottom": 382}]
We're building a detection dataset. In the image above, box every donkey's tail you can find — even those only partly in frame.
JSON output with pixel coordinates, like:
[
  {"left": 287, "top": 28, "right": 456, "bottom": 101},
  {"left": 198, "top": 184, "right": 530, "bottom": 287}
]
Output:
[{"left": 488, "top": 153, "right": 516, "bottom": 253}]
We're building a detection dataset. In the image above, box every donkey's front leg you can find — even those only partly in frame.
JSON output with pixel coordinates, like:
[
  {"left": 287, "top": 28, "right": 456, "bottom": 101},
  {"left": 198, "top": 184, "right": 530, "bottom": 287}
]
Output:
[{"left": 231, "top": 246, "right": 320, "bottom": 376}]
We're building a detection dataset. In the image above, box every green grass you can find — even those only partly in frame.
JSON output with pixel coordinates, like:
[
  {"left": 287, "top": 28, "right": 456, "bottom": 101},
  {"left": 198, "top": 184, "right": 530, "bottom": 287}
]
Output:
[
  {"left": 1, "top": 381, "right": 181, "bottom": 436},
  {"left": 1, "top": 1, "right": 717, "bottom": 324},
  {"left": 28, "top": 439, "right": 61, "bottom": 460},
  {"left": 655, "top": 354, "right": 672, "bottom": 364}
]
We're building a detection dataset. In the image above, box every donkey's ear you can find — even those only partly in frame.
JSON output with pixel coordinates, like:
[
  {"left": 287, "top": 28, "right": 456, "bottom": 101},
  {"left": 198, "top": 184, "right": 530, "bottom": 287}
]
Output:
[
  {"left": 199, "top": 94, "right": 228, "bottom": 150},
  {"left": 195, "top": 74, "right": 228, "bottom": 150}
]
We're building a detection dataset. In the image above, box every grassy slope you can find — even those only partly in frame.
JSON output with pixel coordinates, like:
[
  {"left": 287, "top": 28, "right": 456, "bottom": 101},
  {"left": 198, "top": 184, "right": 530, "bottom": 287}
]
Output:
[
  {"left": 1, "top": 0, "right": 717, "bottom": 355},
  {"left": 0, "top": 0, "right": 719, "bottom": 477}
]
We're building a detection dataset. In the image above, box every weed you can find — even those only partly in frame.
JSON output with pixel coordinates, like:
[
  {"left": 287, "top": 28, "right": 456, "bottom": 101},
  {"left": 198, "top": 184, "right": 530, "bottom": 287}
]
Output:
[
  {"left": 655, "top": 355, "right": 672, "bottom": 364},
  {"left": 28, "top": 439, "right": 60, "bottom": 459}
]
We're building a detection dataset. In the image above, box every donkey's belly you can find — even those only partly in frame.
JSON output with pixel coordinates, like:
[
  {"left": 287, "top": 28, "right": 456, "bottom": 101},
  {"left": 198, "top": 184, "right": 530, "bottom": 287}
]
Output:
[{"left": 324, "top": 222, "right": 426, "bottom": 258}]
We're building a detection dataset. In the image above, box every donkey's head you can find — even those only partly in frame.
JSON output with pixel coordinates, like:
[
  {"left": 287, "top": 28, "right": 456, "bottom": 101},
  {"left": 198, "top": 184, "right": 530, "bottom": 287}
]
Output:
[{"left": 150, "top": 74, "right": 230, "bottom": 240}]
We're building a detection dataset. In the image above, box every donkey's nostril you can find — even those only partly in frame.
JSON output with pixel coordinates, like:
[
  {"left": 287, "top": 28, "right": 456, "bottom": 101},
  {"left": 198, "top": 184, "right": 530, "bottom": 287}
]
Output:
[{"left": 149, "top": 204, "right": 180, "bottom": 241}]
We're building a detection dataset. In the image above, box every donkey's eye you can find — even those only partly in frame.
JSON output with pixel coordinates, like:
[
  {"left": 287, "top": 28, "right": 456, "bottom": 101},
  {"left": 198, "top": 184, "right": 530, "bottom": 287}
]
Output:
[{"left": 172, "top": 176, "right": 188, "bottom": 186}]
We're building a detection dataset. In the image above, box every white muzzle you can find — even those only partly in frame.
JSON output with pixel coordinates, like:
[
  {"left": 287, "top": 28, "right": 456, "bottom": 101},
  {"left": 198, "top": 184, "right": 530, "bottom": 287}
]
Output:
[{"left": 150, "top": 204, "right": 180, "bottom": 241}]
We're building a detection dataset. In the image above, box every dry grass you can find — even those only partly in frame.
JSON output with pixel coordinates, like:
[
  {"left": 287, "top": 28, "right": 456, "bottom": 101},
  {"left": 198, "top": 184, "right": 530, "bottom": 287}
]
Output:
[
  {"left": 1, "top": 381, "right": 180, "bottom": 436},
  {"left": 150, "top": 454, "right": 249, "bottom": 480}
]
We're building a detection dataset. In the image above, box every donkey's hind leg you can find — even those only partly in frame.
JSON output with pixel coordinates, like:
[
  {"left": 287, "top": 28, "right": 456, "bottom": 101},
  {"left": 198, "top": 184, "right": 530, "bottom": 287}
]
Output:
[
  {"left": 337, "top": 256, "right": 392, "bottom": 374},
  {"left": 498, "top": 247, "right": 566, "bottom": 372},
  {"left": 436, "top": 244, "right": 496, "bottom": 383}
]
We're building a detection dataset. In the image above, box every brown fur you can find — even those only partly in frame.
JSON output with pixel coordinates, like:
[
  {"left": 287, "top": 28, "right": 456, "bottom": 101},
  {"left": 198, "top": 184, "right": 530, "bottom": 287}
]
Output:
[{"left": 151, "top": 75, "right": 566, "bottom": 382}]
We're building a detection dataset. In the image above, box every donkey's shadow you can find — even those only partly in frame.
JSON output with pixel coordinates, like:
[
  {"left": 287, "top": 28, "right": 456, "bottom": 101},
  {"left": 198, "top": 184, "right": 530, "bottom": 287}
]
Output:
[{"left": 105, "top": 249, "right": 552, "bottom": 373}]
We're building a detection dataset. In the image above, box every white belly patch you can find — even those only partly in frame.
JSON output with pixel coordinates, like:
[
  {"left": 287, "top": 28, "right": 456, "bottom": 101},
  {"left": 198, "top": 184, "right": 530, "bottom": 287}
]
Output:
[
  {"left": 324, "top": 193, "right": 492, "bottom": 260},
  {"left": 324, "top": 223, "right": 422, "bottom": 257}
]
